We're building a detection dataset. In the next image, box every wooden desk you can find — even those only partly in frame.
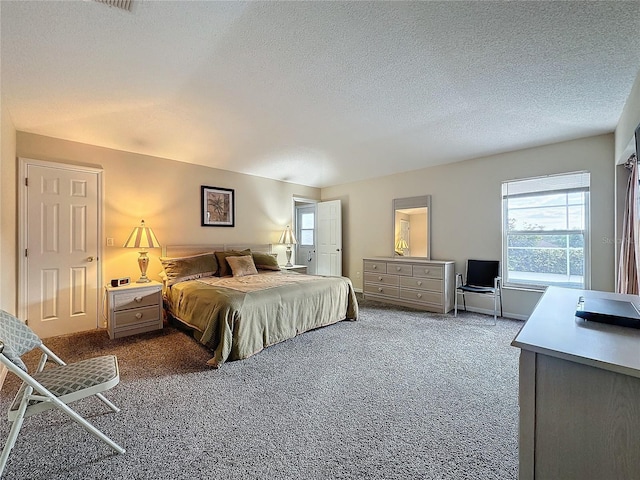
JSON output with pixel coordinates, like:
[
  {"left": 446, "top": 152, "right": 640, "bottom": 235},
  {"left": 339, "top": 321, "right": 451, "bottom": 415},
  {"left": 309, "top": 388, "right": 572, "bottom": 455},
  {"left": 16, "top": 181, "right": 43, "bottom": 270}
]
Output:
[{"left": 511, "top": 286, "right": 640, "bottom": 480}]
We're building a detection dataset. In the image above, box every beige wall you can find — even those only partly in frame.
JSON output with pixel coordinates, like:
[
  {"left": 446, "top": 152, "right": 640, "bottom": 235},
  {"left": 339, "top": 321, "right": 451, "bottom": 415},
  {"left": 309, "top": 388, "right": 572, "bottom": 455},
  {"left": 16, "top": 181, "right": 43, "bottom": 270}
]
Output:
[
  {"left": 321, "top": 134, "right": 616, "bottom": 319},
  {"left": 0, "top": 132, "right": 624, "bottom": 320},
  {"left": 615, "top": 69, "right": 640, "bottom": 164},
  {"left": 1, "top": 101, "right": 17, "bottom": 314},
  {"left": 16, "top": 133, "right": 320, "bottom": 287}
]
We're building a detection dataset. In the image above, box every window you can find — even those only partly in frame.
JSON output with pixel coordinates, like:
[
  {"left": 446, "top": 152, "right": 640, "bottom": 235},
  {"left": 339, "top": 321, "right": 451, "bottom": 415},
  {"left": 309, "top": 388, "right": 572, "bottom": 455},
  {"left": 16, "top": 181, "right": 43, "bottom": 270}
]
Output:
[
  {"left": 298, "top": 212, "right": 315, "bottom": 246},
  {"left": 502, "top": 171, "right": 590, "bottom": 290}
]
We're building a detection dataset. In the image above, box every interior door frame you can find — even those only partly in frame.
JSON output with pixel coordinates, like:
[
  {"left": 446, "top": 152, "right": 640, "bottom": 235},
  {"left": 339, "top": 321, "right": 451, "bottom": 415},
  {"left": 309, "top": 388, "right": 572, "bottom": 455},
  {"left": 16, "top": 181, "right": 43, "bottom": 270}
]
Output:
[
  {"left": 18, "top": 158, "right": 104, "bottom": 326},
  {"left": 292, "top": 196, "right": 318, "bottom": 267}
]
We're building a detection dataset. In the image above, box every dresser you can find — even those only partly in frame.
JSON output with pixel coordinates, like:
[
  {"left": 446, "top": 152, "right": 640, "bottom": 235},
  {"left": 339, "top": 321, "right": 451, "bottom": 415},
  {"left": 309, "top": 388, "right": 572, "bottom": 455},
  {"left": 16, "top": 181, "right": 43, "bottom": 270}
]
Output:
[
  {"left": 105, "top": 281, "right": 163, "bottom": 339},
  {"left": 512, "top": 286, "right": 640, "bottom": 479},
  {"left": 362, "top": 257, "right": 455, "bottom": 313}
]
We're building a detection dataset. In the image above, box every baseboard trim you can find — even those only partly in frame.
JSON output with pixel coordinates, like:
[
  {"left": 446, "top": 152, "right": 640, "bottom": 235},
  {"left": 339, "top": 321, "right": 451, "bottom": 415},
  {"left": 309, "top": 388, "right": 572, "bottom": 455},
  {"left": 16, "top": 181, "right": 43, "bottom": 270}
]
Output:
[{"left": 456, "top": 305, "right": 527, "bottom": 321}]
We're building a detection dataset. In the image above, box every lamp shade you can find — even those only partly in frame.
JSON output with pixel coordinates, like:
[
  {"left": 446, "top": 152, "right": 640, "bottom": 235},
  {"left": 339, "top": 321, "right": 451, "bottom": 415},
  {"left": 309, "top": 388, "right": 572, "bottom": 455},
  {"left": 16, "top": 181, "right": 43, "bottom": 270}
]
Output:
[
  {"left": 395, "top": 238, "right": 409, "bottom": 250},
  {"left": 124, "top": 220, "right": 160, "bottom": 249},
  {"left": 278, "top": 225, "right": 297, "bottom": 245}
]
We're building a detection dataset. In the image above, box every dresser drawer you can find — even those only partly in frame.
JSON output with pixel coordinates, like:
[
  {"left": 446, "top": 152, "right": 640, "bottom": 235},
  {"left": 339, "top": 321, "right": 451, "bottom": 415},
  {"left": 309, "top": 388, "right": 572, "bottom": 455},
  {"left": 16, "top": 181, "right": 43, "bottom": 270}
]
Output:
[
  {"left": 364, "top": 284, "right": 399, "bottom": 297},
  {"left": 113, "top": 305, "right": 160, "bottom": 328},
  {"left": 399, "top": 289, "right": 441, "bottom": 305},
  {"left": 386, "top": 263, "right": 413, "bottom": 276},
  {"left": 364, "top": 272, "right": 399, "bottom": 285},
  {"left": 112, "top": 289, "right": 161, "bottom": 311},
  {"left": 364, "top": 260, "right": 387, "bottom": 273},
  {"left": 412, "top": 264, "right": 443, "bottom": 279},
  {"left": 399, "top": 276, "right": 442, "bottom": 292}
]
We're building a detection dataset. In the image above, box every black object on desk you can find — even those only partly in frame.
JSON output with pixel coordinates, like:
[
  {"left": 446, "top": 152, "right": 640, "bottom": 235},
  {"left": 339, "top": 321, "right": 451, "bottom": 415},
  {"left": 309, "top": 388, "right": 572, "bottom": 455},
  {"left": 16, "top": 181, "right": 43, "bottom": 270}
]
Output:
[{"left": 575, "top": 296, "right": 640, "bottom": 329}]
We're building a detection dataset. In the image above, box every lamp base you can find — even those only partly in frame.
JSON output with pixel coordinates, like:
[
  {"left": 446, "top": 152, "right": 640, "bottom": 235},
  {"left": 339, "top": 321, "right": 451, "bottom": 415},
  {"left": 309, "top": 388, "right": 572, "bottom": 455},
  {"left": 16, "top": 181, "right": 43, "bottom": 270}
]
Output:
[
  {"left": 136, "top": 250, "right": 150, "bottom": 283},
  {"left": 285, "top": 247, "right": 293, "bottom": 268}
]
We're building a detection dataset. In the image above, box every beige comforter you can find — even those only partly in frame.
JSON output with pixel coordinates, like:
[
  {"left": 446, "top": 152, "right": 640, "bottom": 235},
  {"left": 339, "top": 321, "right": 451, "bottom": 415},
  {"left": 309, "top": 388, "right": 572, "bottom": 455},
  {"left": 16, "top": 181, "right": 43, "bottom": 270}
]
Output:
[{"left": 165, "top": 271, "right": 358, "bottom": 367}]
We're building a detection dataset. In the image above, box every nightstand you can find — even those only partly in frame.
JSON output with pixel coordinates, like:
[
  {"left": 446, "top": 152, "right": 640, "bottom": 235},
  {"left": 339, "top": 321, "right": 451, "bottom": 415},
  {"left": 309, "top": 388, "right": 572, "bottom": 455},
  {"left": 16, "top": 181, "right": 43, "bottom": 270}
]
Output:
[
  {"left": 280, "top": 264, "right": 308, "bottom": 274},
  {"left": 105, "top": 281, "right": 163, "bottom": 339}
]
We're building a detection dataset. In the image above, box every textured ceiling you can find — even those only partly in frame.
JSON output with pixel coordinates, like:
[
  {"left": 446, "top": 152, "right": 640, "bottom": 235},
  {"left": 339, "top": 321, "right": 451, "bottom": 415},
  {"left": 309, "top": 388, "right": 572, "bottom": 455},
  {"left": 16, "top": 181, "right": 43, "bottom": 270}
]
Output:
[{"left": 1, "top": 1, "right": 639, "bottom": 188}]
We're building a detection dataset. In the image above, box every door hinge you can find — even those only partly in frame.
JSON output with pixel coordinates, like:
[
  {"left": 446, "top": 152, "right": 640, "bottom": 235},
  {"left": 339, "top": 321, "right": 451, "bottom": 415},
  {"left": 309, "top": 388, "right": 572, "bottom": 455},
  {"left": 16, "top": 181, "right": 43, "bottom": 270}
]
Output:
[
  {"left": 25, "top": 249, "right": 28, "bottom": 257},
  {"left": 25, "top": 177, "right": 28, "bottom": 187}
]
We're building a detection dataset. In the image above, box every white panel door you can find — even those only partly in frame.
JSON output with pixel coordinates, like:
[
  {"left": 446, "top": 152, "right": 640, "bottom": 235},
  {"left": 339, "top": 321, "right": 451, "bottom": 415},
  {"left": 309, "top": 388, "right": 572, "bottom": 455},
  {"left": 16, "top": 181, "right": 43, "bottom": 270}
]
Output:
[
  {"left": 26, "top": 164, "right": 100, "bottom": 338},
  {"left": 316, "top": 200, "right": 342, "bottom": 276}
]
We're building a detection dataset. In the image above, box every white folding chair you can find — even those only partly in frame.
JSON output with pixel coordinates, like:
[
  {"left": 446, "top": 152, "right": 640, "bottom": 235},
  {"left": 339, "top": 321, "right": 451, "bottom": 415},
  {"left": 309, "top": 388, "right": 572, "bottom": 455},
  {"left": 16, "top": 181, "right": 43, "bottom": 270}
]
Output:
[
  {"left": 0, "top": 310, "right": 125, "bottom": 477},
  {"left": 454, "top": 259, "right": 503, "bottom": 325}
]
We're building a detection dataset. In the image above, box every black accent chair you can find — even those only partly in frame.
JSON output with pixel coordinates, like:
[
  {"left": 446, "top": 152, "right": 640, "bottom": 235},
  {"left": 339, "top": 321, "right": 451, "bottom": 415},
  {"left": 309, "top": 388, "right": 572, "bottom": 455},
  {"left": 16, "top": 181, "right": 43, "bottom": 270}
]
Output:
[{"left": 454, "top": 260, "right": 502, "bottom": 324}]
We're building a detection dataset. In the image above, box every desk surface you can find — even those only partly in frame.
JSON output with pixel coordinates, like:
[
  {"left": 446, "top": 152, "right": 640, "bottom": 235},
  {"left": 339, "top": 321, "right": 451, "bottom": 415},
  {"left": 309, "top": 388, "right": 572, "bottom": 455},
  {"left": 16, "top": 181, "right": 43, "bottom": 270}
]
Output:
[{"left": 512, "top": 286, "right": 640, "bottom": 378}]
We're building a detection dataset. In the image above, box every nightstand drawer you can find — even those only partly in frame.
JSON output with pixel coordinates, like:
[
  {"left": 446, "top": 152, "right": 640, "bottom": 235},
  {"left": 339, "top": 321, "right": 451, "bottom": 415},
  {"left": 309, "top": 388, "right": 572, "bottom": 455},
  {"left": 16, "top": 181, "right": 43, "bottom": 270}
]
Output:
[
  {"left": 113, "top": 305, "right": 160, "bottom": 328},
  {"left": 112, "top": 289, "right": 160, "bottom": 311}
]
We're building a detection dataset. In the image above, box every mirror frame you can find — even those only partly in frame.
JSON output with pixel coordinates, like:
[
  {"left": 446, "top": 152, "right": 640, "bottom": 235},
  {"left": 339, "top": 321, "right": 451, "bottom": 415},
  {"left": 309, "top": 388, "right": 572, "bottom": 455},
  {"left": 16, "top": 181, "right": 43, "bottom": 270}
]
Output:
[{"left": 392, "top": 195, "right": 431, "bottom": 259}]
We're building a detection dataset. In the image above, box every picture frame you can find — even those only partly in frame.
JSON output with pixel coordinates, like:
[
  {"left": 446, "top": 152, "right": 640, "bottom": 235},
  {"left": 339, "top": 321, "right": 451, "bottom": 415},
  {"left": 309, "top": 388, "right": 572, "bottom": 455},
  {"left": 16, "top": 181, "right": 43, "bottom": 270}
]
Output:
[{"left": 201, "top": 185, "right": 235, "bottom": 227}]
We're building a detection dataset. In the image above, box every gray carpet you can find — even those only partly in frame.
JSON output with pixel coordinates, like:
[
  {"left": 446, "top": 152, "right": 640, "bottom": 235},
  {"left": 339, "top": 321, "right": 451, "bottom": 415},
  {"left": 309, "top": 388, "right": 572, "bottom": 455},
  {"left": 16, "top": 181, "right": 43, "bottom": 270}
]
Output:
[{"left": 0, "top": 296, "right": 522, "bottom": 480}]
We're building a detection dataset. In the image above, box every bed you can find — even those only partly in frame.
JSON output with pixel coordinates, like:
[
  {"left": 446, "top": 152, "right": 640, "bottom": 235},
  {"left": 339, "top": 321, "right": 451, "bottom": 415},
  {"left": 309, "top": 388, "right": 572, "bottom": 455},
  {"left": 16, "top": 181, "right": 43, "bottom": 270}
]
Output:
[{"left": 160, "top": 244, "right": 359, "bottom": 368}]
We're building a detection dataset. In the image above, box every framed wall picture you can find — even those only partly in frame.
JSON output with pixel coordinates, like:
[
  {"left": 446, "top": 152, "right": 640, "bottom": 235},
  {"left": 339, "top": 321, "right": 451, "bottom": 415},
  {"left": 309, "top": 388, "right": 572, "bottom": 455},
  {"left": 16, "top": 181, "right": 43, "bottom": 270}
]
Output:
[{"left": 201, "top": 185, "right": 235, "bottom": 227}]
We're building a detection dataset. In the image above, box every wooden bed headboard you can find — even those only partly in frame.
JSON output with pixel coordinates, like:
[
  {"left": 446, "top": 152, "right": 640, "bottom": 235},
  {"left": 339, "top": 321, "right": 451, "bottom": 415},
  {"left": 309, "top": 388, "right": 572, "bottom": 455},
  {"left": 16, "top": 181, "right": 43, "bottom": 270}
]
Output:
[{"left": 162, "top": 244, "right": 273, "bottom": 258}]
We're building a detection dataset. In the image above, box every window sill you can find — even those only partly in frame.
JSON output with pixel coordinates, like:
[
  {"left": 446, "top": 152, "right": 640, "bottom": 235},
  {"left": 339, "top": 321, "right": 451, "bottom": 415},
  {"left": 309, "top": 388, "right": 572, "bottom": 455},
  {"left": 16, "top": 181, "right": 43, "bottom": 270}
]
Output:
[{"left": 503, "top": 284, "right": 547, "bottom": 294}]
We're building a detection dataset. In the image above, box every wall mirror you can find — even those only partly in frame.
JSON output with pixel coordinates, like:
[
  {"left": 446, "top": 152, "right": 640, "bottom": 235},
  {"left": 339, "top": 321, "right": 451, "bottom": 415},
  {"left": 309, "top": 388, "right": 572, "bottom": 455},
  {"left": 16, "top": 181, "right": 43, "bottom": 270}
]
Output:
[{"left": 393, "top": 195, "right": 431, "bottom": 259}]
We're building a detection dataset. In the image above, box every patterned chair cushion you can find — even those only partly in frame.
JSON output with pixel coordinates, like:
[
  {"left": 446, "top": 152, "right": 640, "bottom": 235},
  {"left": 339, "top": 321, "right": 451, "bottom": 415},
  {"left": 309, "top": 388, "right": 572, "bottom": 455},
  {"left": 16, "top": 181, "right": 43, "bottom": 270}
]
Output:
[
  {"left": 0, "top": 310, "right": 42, "bottom": 371},
  {"left": 10, "top": 355, "right": 119, "bottom": 412}
]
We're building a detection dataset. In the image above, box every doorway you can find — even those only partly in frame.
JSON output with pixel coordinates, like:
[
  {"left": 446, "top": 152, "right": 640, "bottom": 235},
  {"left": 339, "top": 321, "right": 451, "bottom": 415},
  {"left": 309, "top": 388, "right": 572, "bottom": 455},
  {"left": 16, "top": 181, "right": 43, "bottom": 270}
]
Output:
[
  {"left": 19, "top": 159, "right": 103, "bottom": 338},
  {"left": 294, "top": 200, "right": 317, "bottom": 275},
  {"left": 293, "top": 198, "right": 342, "bottom": 276}
]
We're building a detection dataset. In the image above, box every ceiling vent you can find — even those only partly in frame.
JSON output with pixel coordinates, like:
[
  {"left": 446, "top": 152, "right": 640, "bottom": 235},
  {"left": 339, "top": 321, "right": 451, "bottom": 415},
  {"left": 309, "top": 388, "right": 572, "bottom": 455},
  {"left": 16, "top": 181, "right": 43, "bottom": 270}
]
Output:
[{"left": 94, "top": 0, "right": 133, "bottom": 12}]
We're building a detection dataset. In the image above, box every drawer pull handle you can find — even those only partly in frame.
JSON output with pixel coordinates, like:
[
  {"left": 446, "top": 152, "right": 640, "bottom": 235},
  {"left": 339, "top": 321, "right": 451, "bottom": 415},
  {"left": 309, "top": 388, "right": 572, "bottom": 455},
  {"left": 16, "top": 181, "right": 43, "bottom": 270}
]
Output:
[
  {"left": 134, "top": 296, "right": 143, "bottom": 303},
  {"left": 417, "top": 281, "right": 422, "bottom": 286},
  {"left": 417, "top": 293, "right": 422, "bottom": 299},
  {"left": 396, "top": 266, "right": 401, "bottom": 271},
  {"left": 372, "top": 265, "right": 377, "bottom": 269},
  {"left": 424, "top": 269, "right": 429, "bottom": 274},
  {"left": 378, "top": 287, "right": 383, "bottom": 293},
  {"left": 135, "top": 313, "right": 143, "bottom": 319},
  {"left": 378, "top": 276, "right": 383, "bottom": 281}
]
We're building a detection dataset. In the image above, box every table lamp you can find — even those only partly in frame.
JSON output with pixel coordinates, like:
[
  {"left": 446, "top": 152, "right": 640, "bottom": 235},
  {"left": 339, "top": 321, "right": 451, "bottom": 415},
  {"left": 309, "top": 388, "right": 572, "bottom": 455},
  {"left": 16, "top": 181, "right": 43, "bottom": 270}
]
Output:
[
  {"left": 278, "top": 225, "right": 298, "bottom": 267},
  {"left": 124, "top": 219, "right": 160, "bottom": 283}
]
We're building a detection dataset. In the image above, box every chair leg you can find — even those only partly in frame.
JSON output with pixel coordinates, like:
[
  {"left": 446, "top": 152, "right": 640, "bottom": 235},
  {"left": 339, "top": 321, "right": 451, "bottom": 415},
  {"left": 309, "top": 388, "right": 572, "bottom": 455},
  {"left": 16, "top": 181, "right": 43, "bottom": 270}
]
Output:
[
  {"left": 95, "top": 393, "right": 120, "bottom": 413},
  {"left": 51, "top": 398, "right": 126, "bottom": 454},
  {"left": 0, "top": 386, "right": 32, "bottom": 477},
  {"left": 492, "top": 293, "right": 498, "bottom": 325}
]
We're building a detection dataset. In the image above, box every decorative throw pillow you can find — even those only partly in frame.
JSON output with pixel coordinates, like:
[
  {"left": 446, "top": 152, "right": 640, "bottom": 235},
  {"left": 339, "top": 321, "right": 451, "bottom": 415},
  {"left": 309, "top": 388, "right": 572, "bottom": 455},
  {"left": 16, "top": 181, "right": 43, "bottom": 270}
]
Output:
[
  {"left": 160, "top": 252, "right": 218, "bottom": 286},
  {"left": 214, "top": 249, "right": 252, "bottom": 277},
  {"left": 252, "top": 252, "right": 281, "bottom": 271},
  {"left": 226, "top": 255, "right": 259, "bottom": 277}
]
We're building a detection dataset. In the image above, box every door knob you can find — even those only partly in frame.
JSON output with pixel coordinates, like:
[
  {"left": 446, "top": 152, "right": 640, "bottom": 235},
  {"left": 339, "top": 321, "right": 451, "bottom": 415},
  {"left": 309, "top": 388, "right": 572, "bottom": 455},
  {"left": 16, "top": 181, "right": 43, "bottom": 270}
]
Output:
[{"left": 87, "top": 256, "right": 94, "bottom": 262}]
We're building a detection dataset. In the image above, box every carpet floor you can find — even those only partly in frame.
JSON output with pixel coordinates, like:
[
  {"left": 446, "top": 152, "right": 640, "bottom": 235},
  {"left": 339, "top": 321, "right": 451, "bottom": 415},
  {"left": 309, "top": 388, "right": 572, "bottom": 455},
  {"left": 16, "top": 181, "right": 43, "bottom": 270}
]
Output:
[{"left": 0, "top": 296, "right": 522, "bottom": 480}]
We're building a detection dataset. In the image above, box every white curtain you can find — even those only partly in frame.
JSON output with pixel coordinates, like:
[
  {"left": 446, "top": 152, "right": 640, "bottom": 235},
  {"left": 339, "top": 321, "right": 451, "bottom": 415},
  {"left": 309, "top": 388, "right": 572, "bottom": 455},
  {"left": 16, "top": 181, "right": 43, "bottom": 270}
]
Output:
[{"left": 617, "top": 154, "right": 639, "bottom": 294}]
